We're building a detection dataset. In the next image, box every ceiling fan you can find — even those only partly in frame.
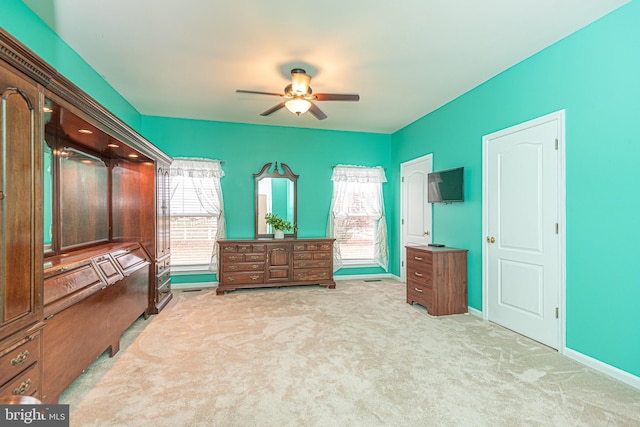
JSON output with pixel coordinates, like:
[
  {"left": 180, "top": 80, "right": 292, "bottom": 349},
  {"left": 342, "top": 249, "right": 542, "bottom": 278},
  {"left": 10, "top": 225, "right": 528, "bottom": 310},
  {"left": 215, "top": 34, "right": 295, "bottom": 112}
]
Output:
[{"left": 236, "top": 68, "right": 359, "bottom": 120}]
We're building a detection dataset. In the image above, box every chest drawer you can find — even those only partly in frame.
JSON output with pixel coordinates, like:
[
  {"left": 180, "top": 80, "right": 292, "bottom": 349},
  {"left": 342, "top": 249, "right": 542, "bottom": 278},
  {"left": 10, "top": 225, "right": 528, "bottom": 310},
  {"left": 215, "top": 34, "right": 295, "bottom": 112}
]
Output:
[
  {"left": 407, "top": 281, "right": 433, "bottom": 312},
  {"left": 293, "top": 259, "right": 331, "bottom": 269},
  {"left": 222, "top": 261, "right": 264, "bottom": 273},
  {"left": 221, "top": 272, "right": 264, "bottom": 285},
  {"left": 293, "top": 269, "right": 331, "bottom": 282},
  {"left": 0, "top": 333, "right": 41, "bottom": 387},
  {"left": 0, "top": 362, "right": 40, "bottom": 397}
]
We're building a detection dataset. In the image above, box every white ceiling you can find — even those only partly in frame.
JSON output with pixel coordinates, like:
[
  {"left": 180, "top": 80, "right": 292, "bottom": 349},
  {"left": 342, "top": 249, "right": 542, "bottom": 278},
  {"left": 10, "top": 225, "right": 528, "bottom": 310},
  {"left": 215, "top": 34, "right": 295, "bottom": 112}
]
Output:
[{"left": 24, "top": 0, "right": 629, "bottom": 134}]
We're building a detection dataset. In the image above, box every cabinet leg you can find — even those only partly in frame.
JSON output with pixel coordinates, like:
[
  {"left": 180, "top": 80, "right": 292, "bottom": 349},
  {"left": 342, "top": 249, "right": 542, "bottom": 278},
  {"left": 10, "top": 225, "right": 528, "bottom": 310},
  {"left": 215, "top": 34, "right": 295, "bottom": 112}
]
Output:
[{"left": 109, "top": 340, "right": 120, "bottom": 357}]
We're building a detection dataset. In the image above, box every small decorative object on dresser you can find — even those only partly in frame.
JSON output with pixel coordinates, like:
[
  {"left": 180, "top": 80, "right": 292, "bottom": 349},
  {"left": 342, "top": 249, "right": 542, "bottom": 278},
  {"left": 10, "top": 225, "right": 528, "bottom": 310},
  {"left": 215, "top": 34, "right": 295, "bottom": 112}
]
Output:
[
  {"left": 406, "top": 246, "right": 468, "bottom": 316},
  {"left": 264, "top": 213, "right": 296, "bottom": 240},
  {"left": 217, "top": 238, "right": 336, "bottom": 294}
]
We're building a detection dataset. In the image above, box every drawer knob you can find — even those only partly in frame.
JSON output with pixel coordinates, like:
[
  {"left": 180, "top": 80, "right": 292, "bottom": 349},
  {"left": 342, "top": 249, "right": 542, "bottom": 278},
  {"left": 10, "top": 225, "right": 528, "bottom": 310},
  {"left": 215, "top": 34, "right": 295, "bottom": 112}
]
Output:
[
  {"left": 319, "top": 272, "right": 326, "bottom": 277},
  {"left": 229, "top": 265, "right": 237, "bottom": 270},
  {"left": 251, "top": 264, "right": 260, "bottom": 269},
  {"left": 414, "top": 287, "right": 423, "bottom": 293},
  {"left": 299, "top": 262, "right": 307, "bottom": 267},
  {"left": 414, "top": 272, "right": 423, "bottom": 277},
  {"left": 228, "top": 277, "right": 236, "bottom": 282},
  {"left": 414, "top": 256, "right": 423, "bottom": 261},
  {"left": 250, "top": 275, "right": 260, "bottom": 281},
  {"left": 13, "top": 379, "right": 31, "bottom": 395},
  {"left": 10, "top": 350, "right": 29, "bottom": 366}
]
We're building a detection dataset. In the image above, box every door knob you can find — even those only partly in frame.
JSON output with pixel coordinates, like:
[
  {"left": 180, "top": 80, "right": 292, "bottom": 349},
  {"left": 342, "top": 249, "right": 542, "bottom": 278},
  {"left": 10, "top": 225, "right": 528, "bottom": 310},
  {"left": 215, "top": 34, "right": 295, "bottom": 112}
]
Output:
[
  {"left": 423, "top": 231, "right": 430, "bottom": 236},
  {"left": 486, "top": 236, "right": 495, "bottom": 243}
]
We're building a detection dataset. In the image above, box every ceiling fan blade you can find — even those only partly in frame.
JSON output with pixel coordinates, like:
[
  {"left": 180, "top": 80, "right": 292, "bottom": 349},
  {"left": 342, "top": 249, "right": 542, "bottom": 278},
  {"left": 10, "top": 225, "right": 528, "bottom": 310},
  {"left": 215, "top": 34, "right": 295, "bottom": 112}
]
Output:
[
  {"left": 236, "top": 90, "right": 284, "bottom": 97},
  {"left": 260, "top": 102, "right": 286, "bottom": 116},
  {"left": 308, "top": 103, "right": 327, "bottom": 120},
  {"left": 313, "top": 93, "right": 360, "bottom": 102}
]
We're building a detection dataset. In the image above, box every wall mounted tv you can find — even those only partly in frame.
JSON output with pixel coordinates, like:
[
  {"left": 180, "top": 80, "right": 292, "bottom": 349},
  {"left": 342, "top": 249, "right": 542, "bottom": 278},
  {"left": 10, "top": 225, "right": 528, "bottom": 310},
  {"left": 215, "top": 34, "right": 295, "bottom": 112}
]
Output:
[{"left": 428, "top": 167, "right": 464, "bottom": 204}]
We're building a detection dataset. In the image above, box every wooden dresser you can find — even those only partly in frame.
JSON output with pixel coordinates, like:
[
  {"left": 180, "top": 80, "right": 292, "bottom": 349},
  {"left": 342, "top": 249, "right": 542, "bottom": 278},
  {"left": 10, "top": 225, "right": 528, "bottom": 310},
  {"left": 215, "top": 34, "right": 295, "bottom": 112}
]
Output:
[
  {"left": 217, "top": 238, "right": 336, "bottom": 294},
  {"left": 406, "top": 246, "right": 468, "bottom": 316}
]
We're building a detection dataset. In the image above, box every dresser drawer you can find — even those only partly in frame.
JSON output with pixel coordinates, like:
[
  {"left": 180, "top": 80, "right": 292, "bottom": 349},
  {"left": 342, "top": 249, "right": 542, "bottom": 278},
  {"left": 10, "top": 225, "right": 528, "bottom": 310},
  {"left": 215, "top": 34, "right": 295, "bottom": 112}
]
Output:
[
  {"left": 293, "top": 252, "right": 312, "bottom": 260},
  {"left": 407, "top": 281, "right": 433, "bottom": 312},
  {"left": 221, "top": 272, "right": 264, "bottom": 285},
  {"left": 0, "top": 334, "right": 41, "bottom": 387},
  {"left": 406, "top": 265, "right": 433, "bottom": 287},
  {"left": 294, "top": 269, "right": 331, "bottom": 282},
  {"left": 294, "top": 242, "right": 333, "bottom": 252},
  {"left": 158, "top": 279, "right": 171, "bottom": 300},
  {"left": 156, "top": 256, "right": 171, "bottom": 275},
  {"left": 0, "top": 361, "right": 40, "bottom": 397},
  {"left": 293, "top": 259, "right": 331, "bottom": 269},
  {"left": 222, "top": 261, "right": 264, "bottom": 273}
]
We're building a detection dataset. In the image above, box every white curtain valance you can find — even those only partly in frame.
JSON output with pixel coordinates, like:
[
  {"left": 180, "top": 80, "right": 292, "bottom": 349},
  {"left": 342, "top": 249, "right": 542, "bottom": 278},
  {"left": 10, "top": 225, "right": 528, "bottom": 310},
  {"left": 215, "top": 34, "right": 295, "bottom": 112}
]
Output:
[
  {"left": 170, "top": 157, "right": 225, "bottom": 179},
  {"left": 330, "top": 165, "right": 387, "bottom": 183}
]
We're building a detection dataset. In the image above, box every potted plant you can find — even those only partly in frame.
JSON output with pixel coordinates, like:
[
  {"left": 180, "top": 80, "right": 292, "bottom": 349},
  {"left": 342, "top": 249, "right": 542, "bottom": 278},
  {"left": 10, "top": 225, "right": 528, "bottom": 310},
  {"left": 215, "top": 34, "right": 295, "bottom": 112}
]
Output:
[{"left": 264, "top": 213, "right": 296, "bottom": 239}]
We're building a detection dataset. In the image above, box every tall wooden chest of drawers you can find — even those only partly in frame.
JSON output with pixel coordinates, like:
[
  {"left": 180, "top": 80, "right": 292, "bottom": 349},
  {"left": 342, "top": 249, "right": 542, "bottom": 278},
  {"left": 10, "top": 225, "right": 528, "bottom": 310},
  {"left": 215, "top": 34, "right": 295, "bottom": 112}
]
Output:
[
  {"left": 406, "top": 246, "right": 468, "bottom": 316},
  {"left": 217, "top": 238, "right": 336, "bottom": 294}
]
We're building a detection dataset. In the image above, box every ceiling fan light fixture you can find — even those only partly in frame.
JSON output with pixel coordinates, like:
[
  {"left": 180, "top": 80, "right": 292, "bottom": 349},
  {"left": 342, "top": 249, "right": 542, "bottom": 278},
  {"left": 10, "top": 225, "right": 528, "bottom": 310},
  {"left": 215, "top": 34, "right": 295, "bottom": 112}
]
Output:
[
  {"left": 290, "top": 68, "right": 311, "bottom": 95},
  {"left": 285, "top": 98, "right": 312, "bottom": 116}
]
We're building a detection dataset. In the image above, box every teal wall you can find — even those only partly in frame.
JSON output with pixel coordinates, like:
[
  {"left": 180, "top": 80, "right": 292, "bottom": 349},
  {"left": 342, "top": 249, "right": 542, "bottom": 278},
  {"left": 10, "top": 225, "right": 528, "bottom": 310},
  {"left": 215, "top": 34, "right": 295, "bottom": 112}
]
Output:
[
  {"left": 392, "top": 1, "right": 640, "bottom": 377},
  {"left": 1, "top": 0, "right": 142, "bottom": 132},
  {"left": 141, "top": 116, "right": 394, "bottom": 277},
  {"left": 4, "top": 0, "right": 639, "bottom": 379}
]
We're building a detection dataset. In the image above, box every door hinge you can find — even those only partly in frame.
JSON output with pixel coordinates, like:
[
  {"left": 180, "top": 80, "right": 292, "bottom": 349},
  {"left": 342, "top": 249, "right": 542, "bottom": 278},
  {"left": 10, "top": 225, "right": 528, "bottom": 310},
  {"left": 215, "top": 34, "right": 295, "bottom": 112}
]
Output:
[
  {"left": 401, "top": 260, "right": 404, "bottom": 267},
  {"left": 401, "top": 176, "right": 404, "bottom": 183},
  {"left": 555, "top": 138, "right": 558, "bottom": 150},
  {"left": 555, "top": 223, "right": 559, "bottom": 234},
  {"left": 555, "top": 307, "right": 559, "bottom": 319},
  {"left": 402, "top": 218, "right": 404, "bottom": 225}
]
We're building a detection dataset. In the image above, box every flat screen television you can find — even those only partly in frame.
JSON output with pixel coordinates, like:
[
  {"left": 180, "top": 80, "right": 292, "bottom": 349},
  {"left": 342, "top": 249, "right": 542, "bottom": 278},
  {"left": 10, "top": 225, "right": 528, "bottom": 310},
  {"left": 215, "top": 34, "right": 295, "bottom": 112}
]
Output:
[{"left": 428, "top": 167, "right": 464, "bottom": 203}]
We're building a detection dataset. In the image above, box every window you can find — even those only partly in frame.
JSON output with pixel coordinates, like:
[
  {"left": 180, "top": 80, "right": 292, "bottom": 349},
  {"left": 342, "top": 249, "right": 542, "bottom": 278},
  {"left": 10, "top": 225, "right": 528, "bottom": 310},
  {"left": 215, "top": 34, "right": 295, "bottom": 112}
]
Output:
[
  {"left": 170, "top": 158, "right": 225, "bottom": 271},
  {"left": 328, "top": 165, "right": 388, "bottom": 271}
]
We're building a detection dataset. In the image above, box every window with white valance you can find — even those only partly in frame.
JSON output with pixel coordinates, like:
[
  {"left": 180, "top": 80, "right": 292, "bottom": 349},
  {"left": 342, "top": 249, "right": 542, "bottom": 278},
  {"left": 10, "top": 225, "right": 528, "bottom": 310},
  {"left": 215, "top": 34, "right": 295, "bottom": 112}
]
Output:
[
  {"left": 327, "top": 165, "right": 388, "bottom": 271},
  {"left": 170, "top": 158, "right": 226, "bottom": 272}
]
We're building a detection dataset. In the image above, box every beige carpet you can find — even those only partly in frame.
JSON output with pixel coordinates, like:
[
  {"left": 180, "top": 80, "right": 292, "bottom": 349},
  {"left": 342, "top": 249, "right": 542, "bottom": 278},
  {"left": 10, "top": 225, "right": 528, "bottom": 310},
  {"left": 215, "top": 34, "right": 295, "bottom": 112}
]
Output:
[{"left": 60, "top": 279, "right": 640, "bottom": 426}]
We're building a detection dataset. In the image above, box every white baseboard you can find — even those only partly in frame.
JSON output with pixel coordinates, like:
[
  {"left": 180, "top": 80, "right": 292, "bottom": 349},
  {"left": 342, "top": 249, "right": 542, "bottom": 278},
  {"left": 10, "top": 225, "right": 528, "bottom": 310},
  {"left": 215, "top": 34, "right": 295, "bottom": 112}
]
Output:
[
  {"left": 467, "top": 306, "right": 482, "bottom": 318},
  {"left": 563, "top": 347, "right": 640, "bottom": 391},
  {"left": 334, "top": 273, "right": 400, "bottom": 281},
  {"left": 171, "top": 281, "right": 217, "bottom": 290},
  {"left": 172, "top": 274, "right": 400, "bottom": 289}
]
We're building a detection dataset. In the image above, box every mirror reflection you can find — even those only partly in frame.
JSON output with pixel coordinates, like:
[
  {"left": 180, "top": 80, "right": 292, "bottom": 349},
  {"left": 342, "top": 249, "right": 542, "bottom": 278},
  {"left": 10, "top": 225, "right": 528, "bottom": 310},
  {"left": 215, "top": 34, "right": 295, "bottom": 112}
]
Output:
[
  {"left": 43, "top": 141, "right": 53, "bottom": 252},
  {"left": 254, "top": 162, "right": 298, "bottom": 238},
  {"left": 257, "top": 178, "right": 295, "bottom": 234},
  {"left": 59, "top": 147, "right": 109, "bottom": 249}
]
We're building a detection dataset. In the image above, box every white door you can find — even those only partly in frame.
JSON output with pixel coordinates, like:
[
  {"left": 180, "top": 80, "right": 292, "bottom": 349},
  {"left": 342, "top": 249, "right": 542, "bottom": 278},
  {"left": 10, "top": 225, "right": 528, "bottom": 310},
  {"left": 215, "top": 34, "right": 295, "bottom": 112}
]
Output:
[
  {"left": 400, "top": 155, "right": 433, "bottom": 282},
  {"left": 483, "top": 112, "right": 564, "bottom": 349}
]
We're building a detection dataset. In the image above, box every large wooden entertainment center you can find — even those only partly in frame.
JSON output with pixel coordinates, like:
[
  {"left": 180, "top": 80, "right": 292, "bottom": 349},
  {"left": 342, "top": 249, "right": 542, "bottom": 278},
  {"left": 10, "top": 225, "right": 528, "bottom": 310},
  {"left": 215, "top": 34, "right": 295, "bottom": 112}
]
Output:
[{"left": 0, "top": 30, "right": 172, "bottom": 403}]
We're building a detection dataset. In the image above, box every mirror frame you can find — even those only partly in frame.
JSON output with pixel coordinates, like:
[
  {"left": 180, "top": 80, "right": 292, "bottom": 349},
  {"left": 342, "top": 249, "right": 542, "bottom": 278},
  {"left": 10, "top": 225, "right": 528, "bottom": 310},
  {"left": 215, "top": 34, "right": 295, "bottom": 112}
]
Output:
[{"left": 254, "top": 162, "right": 298, "bottom": 239}]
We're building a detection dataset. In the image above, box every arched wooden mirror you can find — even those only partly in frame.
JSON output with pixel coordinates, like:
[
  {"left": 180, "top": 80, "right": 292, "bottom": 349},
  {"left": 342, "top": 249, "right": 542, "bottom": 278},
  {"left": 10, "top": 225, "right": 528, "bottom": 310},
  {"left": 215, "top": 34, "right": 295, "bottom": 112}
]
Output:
[{"left": 254, "top": 162, "right": 298, "bottom": 238}]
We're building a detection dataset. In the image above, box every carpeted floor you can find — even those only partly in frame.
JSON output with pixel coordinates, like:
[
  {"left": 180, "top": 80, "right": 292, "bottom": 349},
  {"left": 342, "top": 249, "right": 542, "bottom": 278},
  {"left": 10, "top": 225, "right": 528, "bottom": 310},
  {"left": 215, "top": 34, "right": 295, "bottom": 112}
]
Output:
[{"left": 60, "top": 279, "right": 640, "bottom": 426}]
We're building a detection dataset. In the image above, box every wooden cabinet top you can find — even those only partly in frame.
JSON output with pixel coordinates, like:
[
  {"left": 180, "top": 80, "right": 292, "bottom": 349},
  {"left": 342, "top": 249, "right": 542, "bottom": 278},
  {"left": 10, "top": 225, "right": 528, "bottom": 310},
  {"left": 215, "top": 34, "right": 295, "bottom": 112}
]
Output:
[
  {"left": 406, "top": 245, "right": 468, "bottom": 254},
  {"left": 220, "top": 238, "right": 335, "bottom": 244}
]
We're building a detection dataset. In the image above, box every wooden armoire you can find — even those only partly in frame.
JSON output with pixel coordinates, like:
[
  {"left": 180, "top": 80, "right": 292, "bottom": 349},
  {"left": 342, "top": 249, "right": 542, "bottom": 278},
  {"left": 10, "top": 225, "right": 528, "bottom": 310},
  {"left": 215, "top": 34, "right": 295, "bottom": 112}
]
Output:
[{"left": 0, "top": 29, "right": 172, "bottom": 403}]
